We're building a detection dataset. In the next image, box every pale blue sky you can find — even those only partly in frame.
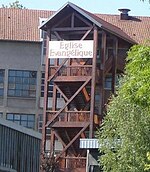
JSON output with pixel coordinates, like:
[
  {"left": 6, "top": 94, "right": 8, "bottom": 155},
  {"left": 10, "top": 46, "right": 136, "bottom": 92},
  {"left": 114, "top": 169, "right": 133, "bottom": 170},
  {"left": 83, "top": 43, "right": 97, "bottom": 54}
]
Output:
[{"left": 1, "top": 0, "right": 150, "bottom": 16}]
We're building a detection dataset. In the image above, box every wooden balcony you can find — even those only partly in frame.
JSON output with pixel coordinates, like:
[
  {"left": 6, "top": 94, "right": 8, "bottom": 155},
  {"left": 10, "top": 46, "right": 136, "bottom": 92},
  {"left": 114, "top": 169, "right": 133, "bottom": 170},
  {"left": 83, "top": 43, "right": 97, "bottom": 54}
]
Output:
[{"left": 46, "top": 111, "right": 100, "bottom": 127}]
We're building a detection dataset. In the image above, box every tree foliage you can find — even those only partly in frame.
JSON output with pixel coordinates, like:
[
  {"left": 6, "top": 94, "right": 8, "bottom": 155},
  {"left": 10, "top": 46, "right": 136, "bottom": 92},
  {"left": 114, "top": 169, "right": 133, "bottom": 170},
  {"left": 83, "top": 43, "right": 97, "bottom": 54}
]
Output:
[
  {"left": 2, "top": 0, "right": 26, "bottom": 9},
  {"left": 97, "top": 43, "right": 150, "bottom": 172}
]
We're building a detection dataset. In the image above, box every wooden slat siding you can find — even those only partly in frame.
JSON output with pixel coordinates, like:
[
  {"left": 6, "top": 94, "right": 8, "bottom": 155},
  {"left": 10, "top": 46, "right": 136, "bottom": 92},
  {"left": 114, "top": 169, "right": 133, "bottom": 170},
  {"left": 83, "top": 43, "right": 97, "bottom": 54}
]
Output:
[
  {"left": 0, "top": 124, "right": 41, "bottom": 172},
  {"left": 89, "top": 26, "right": 98, "bottom": 138},
  {"left": 42, "top": 29, "right": 51, "bottom": 153}
]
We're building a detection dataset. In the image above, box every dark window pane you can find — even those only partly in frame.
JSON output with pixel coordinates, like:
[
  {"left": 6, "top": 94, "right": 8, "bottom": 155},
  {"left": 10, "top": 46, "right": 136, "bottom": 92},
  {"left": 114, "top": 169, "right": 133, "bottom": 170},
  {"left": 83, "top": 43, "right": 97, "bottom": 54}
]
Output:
[
  {"left": 16, "top": 84, "right": 22, "bottom": 90},
  {"left": 23, "top": 78, "right": 29, "bottom": 84},
  {"left": 8, "top": 77, "right": 15, "bottom": 83},
  {"left": 8, "top": 90, "right": 15, "bottom": 96},
  {"left": 23, "top": 71, "right": 29, "bottom": 77},
  {"left": 7, "top": 114, "right": 14, "bottom": 120},
  {"left": 16, "top": 71, "right": 23, "bottom": 77},
  {"left": 9, "top": 70, "right": 15, "bottom": 76},
  {"left": 0, "top": 76, "right": 4, "bottom": 82},
  {"left": 28, "top": 121, "right": 35, "bottom": 129},
  {"left": 28, "top": 115, "right": 35, "bottom": 121},
  {"left": 14, "top": 114, "right": 20, "bottom": 120},
  {"left": 21, "top": 115, "right": 27, "bottom": 120},
  {"left": 15, "top": 77, "right": 22, "bottom": 83},
  {"left": 15, "top": 90, "right": 22, "bottom": 96}
]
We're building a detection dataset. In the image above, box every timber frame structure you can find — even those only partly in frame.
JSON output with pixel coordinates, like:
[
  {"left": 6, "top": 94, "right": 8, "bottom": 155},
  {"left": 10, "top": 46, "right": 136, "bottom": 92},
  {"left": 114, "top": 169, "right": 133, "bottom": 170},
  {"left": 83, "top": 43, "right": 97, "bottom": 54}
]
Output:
[{"left": 40, "top": 2, "right": 135, "bottom": 172}]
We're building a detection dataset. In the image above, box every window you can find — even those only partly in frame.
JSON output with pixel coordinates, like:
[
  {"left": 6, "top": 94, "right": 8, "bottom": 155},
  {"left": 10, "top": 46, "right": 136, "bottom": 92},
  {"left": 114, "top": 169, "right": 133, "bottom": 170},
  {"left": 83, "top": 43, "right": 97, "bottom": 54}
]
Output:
[
  {"left": 8, "top": 70, "right": 37, "bottom": 97},
  {"left": 6, "top": 113, "right": 35, "bottom": 129},
  {"left": 41, "top": 72, "right": 61, "bottom": 98},
  {"left": 0, "top": 69, "right": 5, "bottom": 97}
]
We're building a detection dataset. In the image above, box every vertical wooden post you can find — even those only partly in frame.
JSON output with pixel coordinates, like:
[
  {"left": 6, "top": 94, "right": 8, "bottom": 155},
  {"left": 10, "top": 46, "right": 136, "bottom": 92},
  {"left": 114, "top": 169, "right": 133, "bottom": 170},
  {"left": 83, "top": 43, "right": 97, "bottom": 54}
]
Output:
[
  {"left": 100, "top": 31, "right": 106, "bottom": 115},
  {"left": 41, "top": 29, "right": 51, "bottom": 153},
  {"left": 89, "top": 26, "right": 98, "bottom": 138},
  {"left": 111, "top": 37, "right": 118, "bottom": 93}
]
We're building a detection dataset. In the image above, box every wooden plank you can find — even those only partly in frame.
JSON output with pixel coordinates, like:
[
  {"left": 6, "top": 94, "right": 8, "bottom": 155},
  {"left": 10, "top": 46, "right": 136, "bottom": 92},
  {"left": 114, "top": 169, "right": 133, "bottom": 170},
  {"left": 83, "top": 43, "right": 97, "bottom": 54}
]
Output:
[
  {"left": 54, "top": 76, "right": 90, "bottom": 82},
  {"left": 52, "top": 122, "right": 90, "bottom": 128}
]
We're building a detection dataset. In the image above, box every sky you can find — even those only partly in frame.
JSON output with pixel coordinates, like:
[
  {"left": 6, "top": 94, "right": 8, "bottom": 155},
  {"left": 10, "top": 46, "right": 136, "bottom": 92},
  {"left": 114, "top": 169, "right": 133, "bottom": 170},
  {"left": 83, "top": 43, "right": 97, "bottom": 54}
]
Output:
[{"left": 0, "top": 0, "right": 150, "bottom": 16}]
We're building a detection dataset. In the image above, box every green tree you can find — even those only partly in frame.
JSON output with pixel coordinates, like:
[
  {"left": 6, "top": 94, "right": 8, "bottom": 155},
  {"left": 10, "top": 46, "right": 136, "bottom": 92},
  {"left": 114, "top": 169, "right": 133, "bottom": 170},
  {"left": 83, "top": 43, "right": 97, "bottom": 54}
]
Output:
[
  {"left": 97, "top": 43, "right": 150, "bottom": 172},
  {"left": 2, "top": 0, "right": 26, "bottom": 9}
]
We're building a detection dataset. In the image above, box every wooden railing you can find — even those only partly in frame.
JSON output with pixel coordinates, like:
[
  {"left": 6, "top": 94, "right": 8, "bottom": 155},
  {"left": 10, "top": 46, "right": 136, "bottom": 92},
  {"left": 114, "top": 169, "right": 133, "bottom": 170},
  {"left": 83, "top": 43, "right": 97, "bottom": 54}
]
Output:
[
  {"left": 50, "top": 65, "right": 92, "bottom": 77},
  {"left": 46, "top": 111, "right": 90, "bottom": 123}
]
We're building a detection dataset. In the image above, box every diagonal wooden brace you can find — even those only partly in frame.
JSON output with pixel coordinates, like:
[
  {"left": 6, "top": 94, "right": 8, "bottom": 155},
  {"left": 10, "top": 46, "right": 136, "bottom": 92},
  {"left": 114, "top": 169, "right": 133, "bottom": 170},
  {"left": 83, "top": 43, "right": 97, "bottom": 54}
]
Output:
[
  {"left": 46, "top": 77, "right": 91, "bottom": 127},
  {"left": 56, "top": 122, "right": 90, "bottom": 161}
]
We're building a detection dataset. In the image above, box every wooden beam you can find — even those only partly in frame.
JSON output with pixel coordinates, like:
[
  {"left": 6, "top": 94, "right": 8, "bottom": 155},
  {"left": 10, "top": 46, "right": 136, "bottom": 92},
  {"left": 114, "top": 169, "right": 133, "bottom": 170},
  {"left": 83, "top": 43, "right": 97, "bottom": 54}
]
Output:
[
  {"left": 64, "top": 130, "right": 77, "bottom": 156},
  {"left": 71, "top": 13, "right": 75, "bottom": 28},
  {"left": 89, "top": 26, "right": 98, "bottom": 138},
  {"left": 48, "top": 58, "right": 69, "bottom": 81},
  {"left": 100, "top": 31, "right": 107, "bottom": 115},
  {"left": 52, "top": 13, "right": 72, "bottom": 29},
  {"left": 55, "top": 84, "right": 69, "bottom": 102},
  {"left": 41, "top": 29, "right": 51, "bottom": 153},
  {"left": 56, "top": 122, "right": 89, "bottom": 161},
  {"left": 74, "top": 12, "right": 93, "bottom": 27},
  {"left": 54, "top": 31, "right": 62, "bottom": 40},
  {"left": 52, "top": 122, "right": 90, "bottom": 128},
  {"left": 53, "top": 130, "right": 67, "bottom": 148},
  {"left": 54, "top": 76, "right": 91, "bottom": 82},
  {"left": 51, "top": 27, "right": 92, "bottom": 32},
  {"left": 46, "top": 77, "right": 91, "bottom": 127},
  {"left": 81, "top": 27, "right": 93, "bottom": 40}
]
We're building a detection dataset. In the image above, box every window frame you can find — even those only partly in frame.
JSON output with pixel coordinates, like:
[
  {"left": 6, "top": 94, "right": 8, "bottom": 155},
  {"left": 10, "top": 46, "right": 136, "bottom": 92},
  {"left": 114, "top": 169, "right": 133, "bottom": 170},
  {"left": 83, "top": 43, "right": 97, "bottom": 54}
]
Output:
[
  {"left": 8, "top": 70, "right": 37, "bottom": 98},
  {"left": 6, "top": 113, "right": 35, "bottom": 129}
]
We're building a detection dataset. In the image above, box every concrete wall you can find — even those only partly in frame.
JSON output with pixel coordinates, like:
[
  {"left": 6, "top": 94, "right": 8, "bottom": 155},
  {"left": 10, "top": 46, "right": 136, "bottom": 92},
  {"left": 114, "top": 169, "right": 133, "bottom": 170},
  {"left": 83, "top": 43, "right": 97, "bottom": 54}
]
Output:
[{"left": 0, "top": 40, "right": 43, "bottom": 130}]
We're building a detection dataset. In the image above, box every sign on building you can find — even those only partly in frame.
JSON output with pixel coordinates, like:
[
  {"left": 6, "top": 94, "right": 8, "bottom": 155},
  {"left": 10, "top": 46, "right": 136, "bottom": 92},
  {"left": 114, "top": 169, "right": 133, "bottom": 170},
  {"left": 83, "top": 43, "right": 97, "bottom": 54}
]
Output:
[{"left": 49, "top": 40, "right": 93, "bottom": 58}]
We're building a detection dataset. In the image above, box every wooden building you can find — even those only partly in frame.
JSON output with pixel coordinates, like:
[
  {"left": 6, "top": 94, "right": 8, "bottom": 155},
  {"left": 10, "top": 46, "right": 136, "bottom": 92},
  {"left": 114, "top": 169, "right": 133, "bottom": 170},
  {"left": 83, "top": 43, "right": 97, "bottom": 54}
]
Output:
[{"left": 39, "top": 2, "right": 138, "bottom": 172}]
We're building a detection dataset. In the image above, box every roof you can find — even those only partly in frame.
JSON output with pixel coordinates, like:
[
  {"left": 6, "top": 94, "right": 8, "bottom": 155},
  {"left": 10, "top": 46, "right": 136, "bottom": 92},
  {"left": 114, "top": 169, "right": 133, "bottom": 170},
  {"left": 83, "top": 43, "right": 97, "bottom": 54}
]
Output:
[
  {"left": 40, "top": 2, "right": 136, "bottom": 44},
  {"left": 0, "top": 117, "right": 42, "bottom": 139},
  {"left": 0, "top": 8, "right": 53, "bottom": 42},
  {"left": 0, "top": 3, "right": 149, "bottom": 44}
]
